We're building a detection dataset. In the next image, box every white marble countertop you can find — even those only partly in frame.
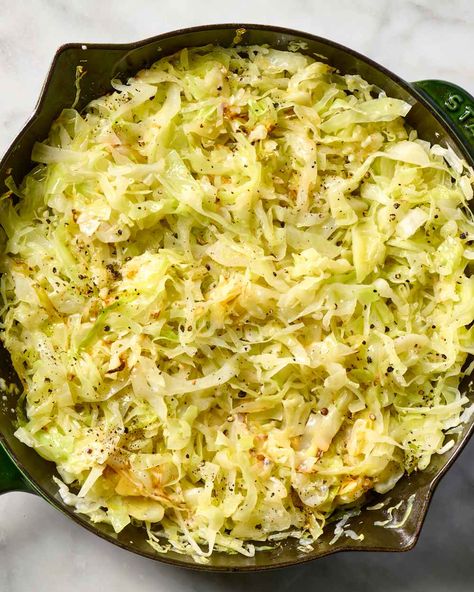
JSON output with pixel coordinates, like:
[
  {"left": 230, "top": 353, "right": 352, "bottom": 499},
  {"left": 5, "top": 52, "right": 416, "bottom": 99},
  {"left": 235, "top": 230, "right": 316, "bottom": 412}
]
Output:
[{"left": 0, "top": 0, "right": 473, "bottom": 590}]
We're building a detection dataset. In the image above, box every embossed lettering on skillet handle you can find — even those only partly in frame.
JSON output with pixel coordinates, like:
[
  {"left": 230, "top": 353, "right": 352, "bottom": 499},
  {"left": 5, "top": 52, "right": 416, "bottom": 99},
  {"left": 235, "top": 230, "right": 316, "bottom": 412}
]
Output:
[{"left": 412, "top": 80, "right": 474, "bottom": 158}]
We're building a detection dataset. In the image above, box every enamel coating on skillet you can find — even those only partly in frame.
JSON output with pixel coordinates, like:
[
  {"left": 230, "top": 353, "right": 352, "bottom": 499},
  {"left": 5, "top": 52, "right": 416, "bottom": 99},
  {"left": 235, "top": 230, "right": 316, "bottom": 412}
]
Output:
[{"left": 0, "top": 24, "right": 473, "bottom": 571}]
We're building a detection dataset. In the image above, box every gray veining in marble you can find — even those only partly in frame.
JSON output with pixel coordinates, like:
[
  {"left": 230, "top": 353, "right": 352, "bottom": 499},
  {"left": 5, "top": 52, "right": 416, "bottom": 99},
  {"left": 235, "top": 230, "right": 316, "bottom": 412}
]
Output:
[{"left": 0, "top": 1, "right": 473, "bottom": 590}]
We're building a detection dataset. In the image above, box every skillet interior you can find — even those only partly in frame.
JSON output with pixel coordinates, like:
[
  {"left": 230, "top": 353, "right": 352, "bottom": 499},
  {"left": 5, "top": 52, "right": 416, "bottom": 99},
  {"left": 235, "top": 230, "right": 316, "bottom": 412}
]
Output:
[{"left": 0, "top": 24, "right": 473, "bottom": 571}]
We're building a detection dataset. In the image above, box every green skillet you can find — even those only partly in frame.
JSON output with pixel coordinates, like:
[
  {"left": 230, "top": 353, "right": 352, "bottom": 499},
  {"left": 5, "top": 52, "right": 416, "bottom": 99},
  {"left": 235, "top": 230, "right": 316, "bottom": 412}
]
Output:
[{"left": 0, "top": 24, "right": 473, "bottom": 572}]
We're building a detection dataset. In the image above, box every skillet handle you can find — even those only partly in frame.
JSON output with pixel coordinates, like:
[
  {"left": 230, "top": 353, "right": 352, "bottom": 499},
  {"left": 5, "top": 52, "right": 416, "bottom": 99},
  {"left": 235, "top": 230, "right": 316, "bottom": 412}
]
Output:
[
  {"left": 0, "top": 441, "right": 35, "bottom": 494},
  {"left": 412, "top": 80, "right": 474, "bottom": 157}
]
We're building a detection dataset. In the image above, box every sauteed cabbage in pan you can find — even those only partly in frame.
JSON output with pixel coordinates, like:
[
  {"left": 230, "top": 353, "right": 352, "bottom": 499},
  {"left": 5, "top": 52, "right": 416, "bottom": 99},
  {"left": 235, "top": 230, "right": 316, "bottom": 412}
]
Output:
[{"left": 1, "top": 45, "right": 473, "bottom": 560}]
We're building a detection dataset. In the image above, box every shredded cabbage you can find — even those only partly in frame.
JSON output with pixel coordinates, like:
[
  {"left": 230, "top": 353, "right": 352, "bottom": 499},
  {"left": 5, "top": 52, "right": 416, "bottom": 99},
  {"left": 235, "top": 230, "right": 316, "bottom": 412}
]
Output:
[
  {"left": 329, "top": 507, "right": 364, "bottom": 545},
  {"left": 373, "top": 493, "right": 416, "bottom": 529},
  {"left": 1, "top": 45, "right": 474, "bottom": 560}
]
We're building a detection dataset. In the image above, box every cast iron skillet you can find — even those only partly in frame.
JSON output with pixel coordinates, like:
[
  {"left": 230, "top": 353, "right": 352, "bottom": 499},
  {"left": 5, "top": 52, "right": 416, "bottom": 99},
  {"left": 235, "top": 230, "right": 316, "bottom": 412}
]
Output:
[{"left": 0, "top": 24, "right": 474, "bottom": 572}]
